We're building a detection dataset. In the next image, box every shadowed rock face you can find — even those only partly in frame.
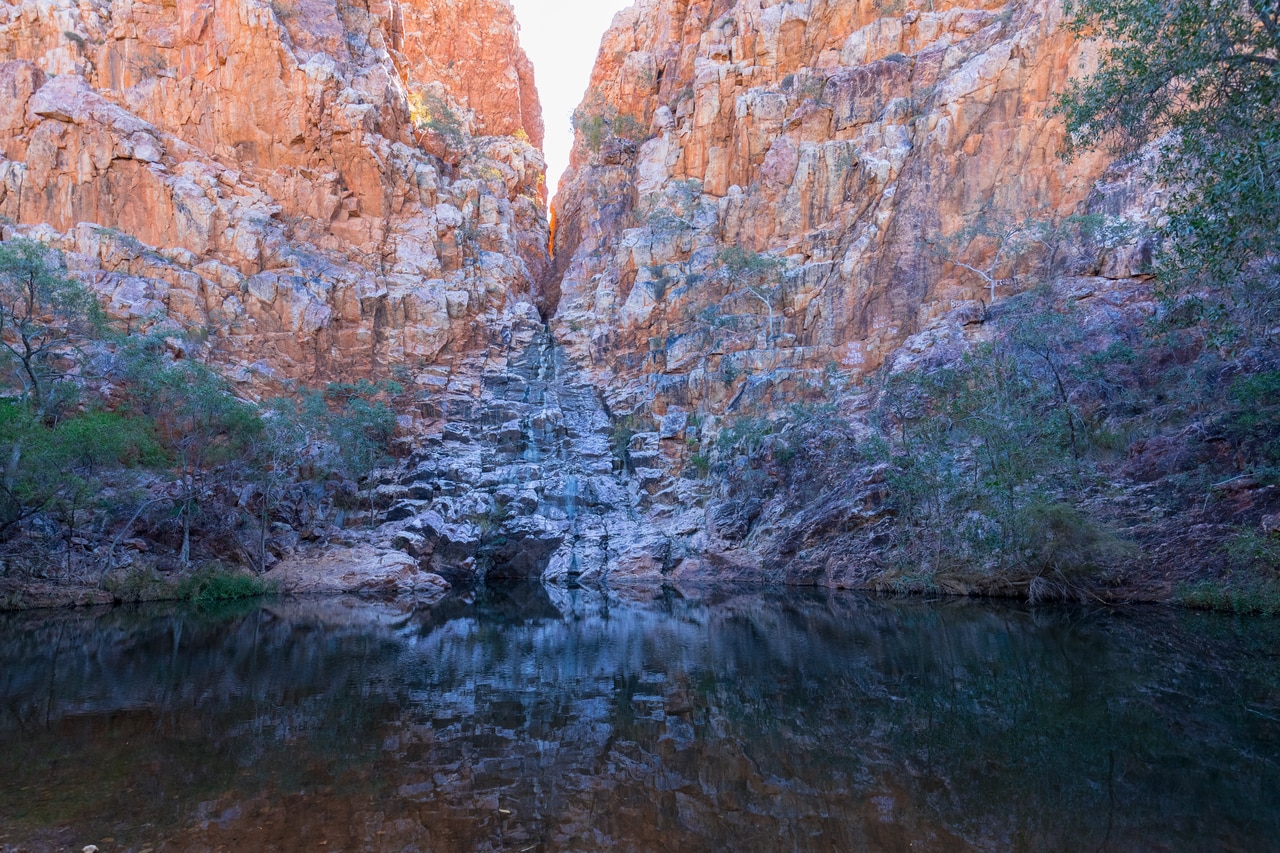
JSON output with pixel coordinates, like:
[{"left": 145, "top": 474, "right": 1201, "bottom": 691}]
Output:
[
  {"left": 548, "top": 0, "right": 1140, "bottom": 419},
  {"left": 0, "top": 0, "right": 549, "bottom": 396}
]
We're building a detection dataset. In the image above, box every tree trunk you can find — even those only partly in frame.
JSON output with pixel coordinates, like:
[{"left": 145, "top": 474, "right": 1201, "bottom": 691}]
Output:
[
  {"left": 259, "top": 486, "right": 270, "bottom": 574},
  {"left": 64, "top": 509, "right": 73, "bottom": 578},
  {"left": 181, "top": 493, "right": 192, "bottom": 567},
  {"left": 5, "top": 439, "right": 21, "bottom": 494}
]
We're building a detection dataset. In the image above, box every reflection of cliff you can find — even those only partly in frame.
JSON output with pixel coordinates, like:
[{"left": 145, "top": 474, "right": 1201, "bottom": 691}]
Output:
[
  {"left": 0, "top": 0, "right": 548, "bottom": 393},
  {"left": 1, "top": 593, "right": 1277, "bottom": 851}
]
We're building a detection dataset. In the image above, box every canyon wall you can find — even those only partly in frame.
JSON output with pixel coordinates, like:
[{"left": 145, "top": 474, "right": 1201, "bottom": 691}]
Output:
[
  {"left": 0, "top": 0, "right": 548, "bottom": 395},
  {"left": 0, "top": 0, "right": 1169, "bottom": 588},
  {"left": 537, "top": 0, "right": 1166, "bottom": 585},
  {"left": 550, "top": 0, "right": 1144, "bottom": 420}
]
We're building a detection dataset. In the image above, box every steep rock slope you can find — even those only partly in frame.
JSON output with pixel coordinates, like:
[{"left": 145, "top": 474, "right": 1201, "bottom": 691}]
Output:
[
  {"left": 538, "top": 0, "right": 1178, "bottom": 586},
  {"left": 0, "top": 0, "right": 687, "bottom": 588},
  {"left": 550, "top": 0, "right": 1139, "bottom": 419},
  {"left": 397, "top": 0, "right": 545, "bottom": 148},
  {"left": 0, "top": 0, "right": 548, "bottom": 393}
]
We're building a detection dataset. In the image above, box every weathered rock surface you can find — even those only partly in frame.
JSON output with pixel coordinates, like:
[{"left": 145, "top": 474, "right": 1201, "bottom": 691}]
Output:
[
  {"left": 367, "top": 310, "right": 687, "bottom": 586},
  {"left": 0, "top": 0, "right": 549, "bottom": 396},
  {"left": 529, "top": 0, "right": 1179, "bottom": 589},
  {"left": 549, "top": 0, "right": 1139, "bottom": 420},
  {"left": 397, "top": 0, "right": 545, "bottom": 149},
  {"left": 0, "top": 0, "right": 1182, "bottom": 595},
  {"left": 267, "top": 544, "right": 452, "bottom": 597}
]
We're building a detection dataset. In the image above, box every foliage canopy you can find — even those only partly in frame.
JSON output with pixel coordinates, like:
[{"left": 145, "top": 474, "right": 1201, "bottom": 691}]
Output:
[
  {"left": 1057, "top": 0, "right": 1280, "bottom": 329},
  {"left": 0, "top": 239, "right": 103, "bottom": 412}
]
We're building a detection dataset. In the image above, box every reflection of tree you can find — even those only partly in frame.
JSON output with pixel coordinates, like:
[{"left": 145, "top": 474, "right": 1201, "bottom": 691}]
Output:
[{"left": 0, "top": 594, "right": 1276, "bottom": 851}]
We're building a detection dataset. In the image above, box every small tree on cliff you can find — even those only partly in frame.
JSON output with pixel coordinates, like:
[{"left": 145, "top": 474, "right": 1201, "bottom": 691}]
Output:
[
  {"left": 716, "top": 247, "right": 787, "bottom": 344},
  {"left": 1056, "top": 0, "right": 1280, "bottom": 339},
  {"left": 945, "top": 216, "right": 1052, "bottom": 304},
  {"left": 0, "top": 239, "right": 103, "bottom": 414}
]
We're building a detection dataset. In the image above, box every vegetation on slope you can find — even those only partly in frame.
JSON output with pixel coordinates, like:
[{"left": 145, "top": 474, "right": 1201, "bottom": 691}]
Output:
[
  {"left": 1058, "top": 0, "right": 1280, "bottom": 315},
  {"left": 0, "top": 239, "right": 403, "bottom": 605},
  {"left": 708, "top": 0, "right": 1280, "bottom": 606}
]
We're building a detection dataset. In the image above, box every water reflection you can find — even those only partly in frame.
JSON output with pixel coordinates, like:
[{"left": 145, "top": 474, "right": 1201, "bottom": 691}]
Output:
[{"left": 0, "top": 587, "right": 1277, "bottom": 852}]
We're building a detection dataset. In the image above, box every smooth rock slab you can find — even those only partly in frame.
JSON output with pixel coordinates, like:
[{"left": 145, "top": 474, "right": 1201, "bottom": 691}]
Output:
[
  {"left": 0, "top": 578, "right": 113, "bottom": 611},
  {"left": 267, "top": 546, "right": 451, "bottom": 599}
]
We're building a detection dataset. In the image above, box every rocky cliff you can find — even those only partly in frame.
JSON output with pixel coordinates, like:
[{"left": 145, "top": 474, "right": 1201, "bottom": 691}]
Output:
[
  {"left": 536, "top": 0, "right": 1183, "bottom": 588},
  {"left": 550, "top": 0, "right": 1142, "bottom": 418},
  {"left": 0, "top": 0, "right": 548, "bottom": 394},
  {"left": 1, "top": 0, "right": 1207, "bottom": 597}
]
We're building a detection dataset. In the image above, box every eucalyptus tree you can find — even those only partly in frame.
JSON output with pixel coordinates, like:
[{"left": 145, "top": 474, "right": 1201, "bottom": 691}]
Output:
[
  {"left": 116, "top": 335, "right": 263, "bottom": 566},
  {"left": 0, "top": 238, "right": 102, "bottom": 413},
  {"left": 1057, "top": 0, "right": 1280, "bottom": 338}
]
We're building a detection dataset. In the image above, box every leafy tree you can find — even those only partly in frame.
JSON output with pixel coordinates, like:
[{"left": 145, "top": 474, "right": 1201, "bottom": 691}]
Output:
[
  {"left": 1056, "top": 0, "right": 1280, "bottom": 337},
  {"left": 572, "top": 92, "right": 649, "bottom": 153},
  {"left": 0, "top": 402, "right": 161, "bottom": 574},
  {"left": 0, "top": 239, "right": 103, "bottom": 412},
  {"left": 41, "top": 411, "right": 164, "bottom": 574},
  {"left": 716, "top": 247, "right": 787, "bottom": 343},
  {"left": 116, "top": 337, "right": 263, "bottom": 566},
  {"left": 864, "top": 294, "right": 1125, "bottom": 591},
  {"left": 321, "top": 381, "right": 401, "bottom": 526},
  {"left": 408, "top": 90, "right": 465, "bottom": 150},
  {"left": 241, "top": 392, "right": 326, "bottom": 571},
  {"left": 946, "top": 216, "right": 1050, "bottom": 304}
]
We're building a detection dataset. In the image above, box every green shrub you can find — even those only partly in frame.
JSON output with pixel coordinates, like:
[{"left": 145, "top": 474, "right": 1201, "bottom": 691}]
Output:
[
  {"left": 610, "top": 414, "right": 646, "bottom": 470},
  {"left": 1225, "top": 528, "right": 1280, "bottom": 575},
  {"left": 408, "top": 91, "right": 464, "bottom": 148},
  {"left": 1175, "top": 579, "right": 1280, "bottom": 617},
  {"left": 1015, "top": 500, "right": 1130, "bottom": 577},
  {"left": 716, "top": 416, "right": 774, "bottom": 458},
  {"left": 572, "top": 93, "right": 649, "bottom": 153},
  {"left": 177, "top": 566, "right": 274, "bottom": 605},
  {"left": 715, "top": 246, "right": 785, "bottom": 281},
  {"left": 0, "top": 401, "right": 166, "bottom": 547},
  {"left": 1224, "top": 372, "right": 1280, "bottom": 476}
]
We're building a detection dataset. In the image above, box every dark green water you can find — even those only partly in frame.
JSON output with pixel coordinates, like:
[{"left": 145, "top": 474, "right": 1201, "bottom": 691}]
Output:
[{"left": 0, "top": 586, "right": 1277, "bottom": 852}]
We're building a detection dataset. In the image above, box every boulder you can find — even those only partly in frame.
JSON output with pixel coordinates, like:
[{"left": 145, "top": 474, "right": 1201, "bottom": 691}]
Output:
[{"left": 267, "top": 546, "right": 451, "bottom": 599}]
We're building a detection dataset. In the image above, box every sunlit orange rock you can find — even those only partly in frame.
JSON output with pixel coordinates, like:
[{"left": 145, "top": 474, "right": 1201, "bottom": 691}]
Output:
[
  {"left": 549, "top": 0, "right": 1131, "bottom": 418},
  {"left": 0, "top": 0, "right": 548, "bottom": 397}
]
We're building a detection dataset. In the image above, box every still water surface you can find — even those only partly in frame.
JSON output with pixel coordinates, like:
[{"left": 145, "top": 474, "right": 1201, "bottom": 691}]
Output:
[{"left": 0, "top": 585, "right": 1277, "bottom": 852}]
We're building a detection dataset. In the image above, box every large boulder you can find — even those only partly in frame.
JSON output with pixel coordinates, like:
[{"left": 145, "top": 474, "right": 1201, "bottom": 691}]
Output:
[{"left": 267, "top": 546, "right": 451, "bottom": 599}]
